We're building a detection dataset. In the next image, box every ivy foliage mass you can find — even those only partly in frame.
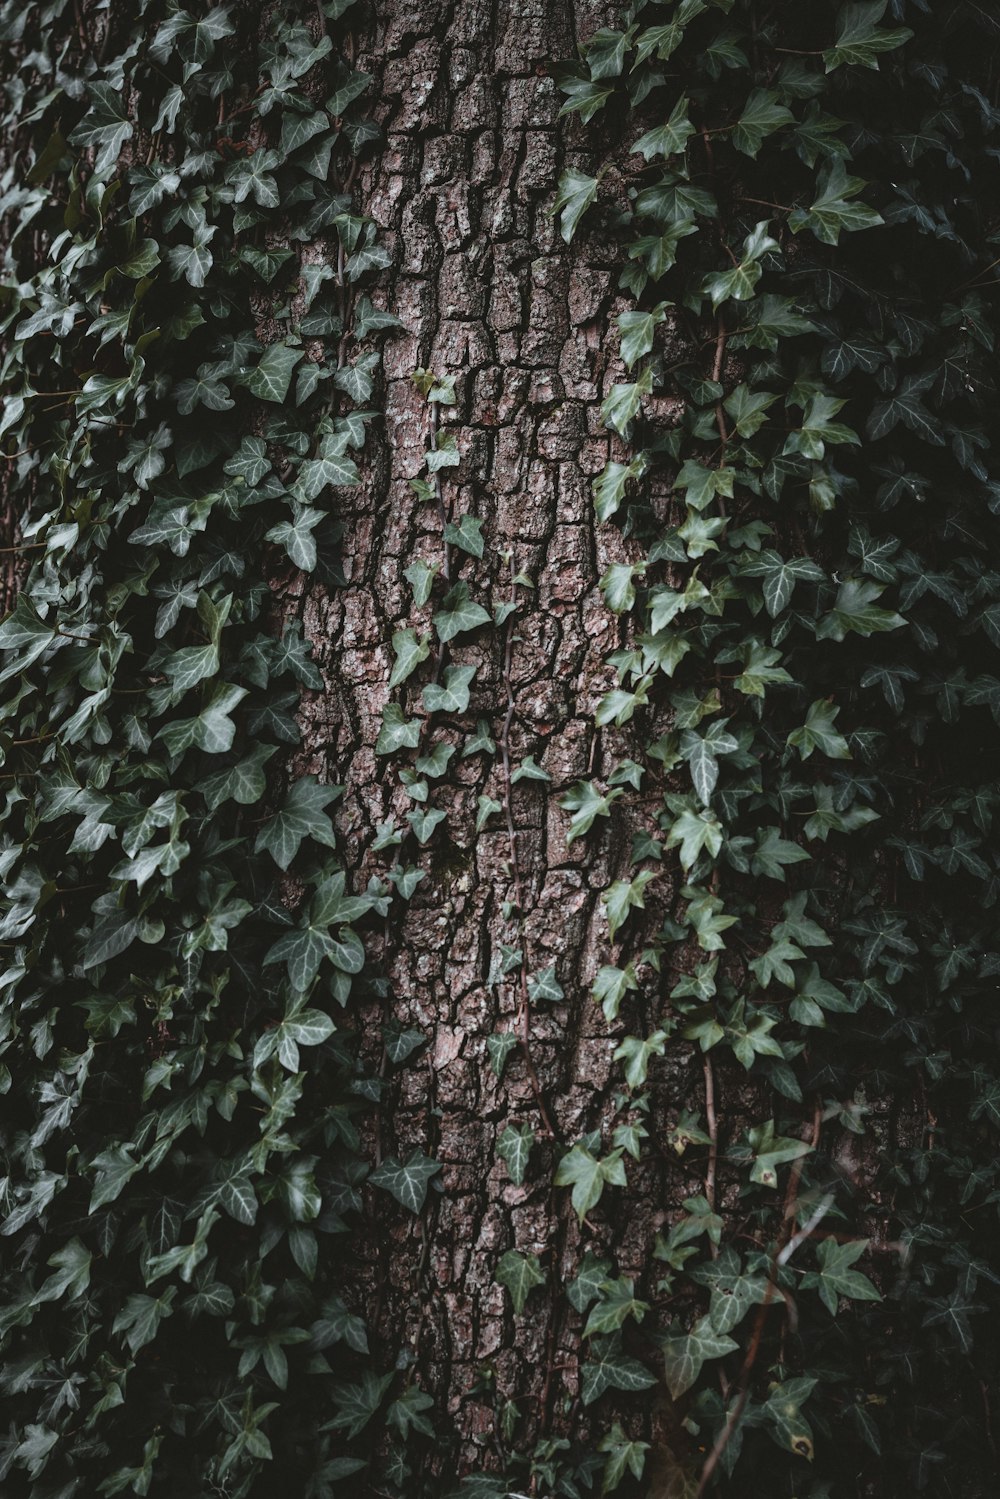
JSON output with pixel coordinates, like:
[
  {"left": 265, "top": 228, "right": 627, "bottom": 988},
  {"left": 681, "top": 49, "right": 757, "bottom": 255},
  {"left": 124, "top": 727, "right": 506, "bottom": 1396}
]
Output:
[
  {"left": 530, "top": 0, "right": 1000, "bottom": 1495},
  {"left": 2, "top": 0, "right": 1000, "bottom": 1498},
  {"left": 0, "top": 1, "right": 424, "bottom": 1495}
]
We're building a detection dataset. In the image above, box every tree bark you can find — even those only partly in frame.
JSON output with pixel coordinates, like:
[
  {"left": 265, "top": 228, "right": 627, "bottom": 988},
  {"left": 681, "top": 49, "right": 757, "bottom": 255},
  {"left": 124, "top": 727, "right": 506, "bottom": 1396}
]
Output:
[{"left": 283, "top": 0, "right": 689, "bottom": 1472}]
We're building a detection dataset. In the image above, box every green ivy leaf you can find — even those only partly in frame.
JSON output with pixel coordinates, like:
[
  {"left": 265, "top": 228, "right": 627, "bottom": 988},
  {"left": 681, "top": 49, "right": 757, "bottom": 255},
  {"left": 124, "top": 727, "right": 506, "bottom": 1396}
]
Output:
[
  {"left": 554, "top": 1144, "right": 627, "bottom": 1222},
  {"left": 369, "top": 1151, "right": 442, "bottom": 1213},
  {"left": 662, "top": 1315, "right": 739, "bottom": 1398},
  {"left": 632, "top": 96, "right": 696, "bottom": 160},
  {"left": 824, "top": 1, "right": 913, "bottom": 72},
  {"left": 422, "top": 664, "right": 475, "bottom": 714},
  {"left": 497, "top": 1124, "right": 535, "bottom": 1186},
  {"left": 254, "top": 777, "right": 342, "bottom": 869},
  {"left": 69, "top": 82, "right": 133, "bottom": 173},
  {"left": 389, "top": 628, "right": 432, "bottom": 688},
  {"left": 801, "top": 1237, "right": 883, "bottom": 1314},
  {"left": 242, "top": 345, "right": 304, "bottom": 403},
  {"left": 553, "top": 166, "right": 600, "bottom": 243},
  {"left": 496, "top": 1249, "right": 545, "bottom": 1313},
  {"left": 433, "top": 583, "right": 491, "bottom": 643}
]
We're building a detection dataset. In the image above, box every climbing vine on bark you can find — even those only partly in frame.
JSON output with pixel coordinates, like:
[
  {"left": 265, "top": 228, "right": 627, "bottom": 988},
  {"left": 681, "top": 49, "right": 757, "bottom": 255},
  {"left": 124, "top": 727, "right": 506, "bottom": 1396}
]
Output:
[{"left": 1, "top": 1, "right": 1000, "bottom": 1498}]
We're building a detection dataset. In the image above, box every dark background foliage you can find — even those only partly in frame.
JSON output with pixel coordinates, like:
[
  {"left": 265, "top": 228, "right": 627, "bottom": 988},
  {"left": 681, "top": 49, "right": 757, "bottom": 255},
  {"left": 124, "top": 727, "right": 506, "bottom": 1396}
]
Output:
[{"left": 0, "top": 0, "right": 998, "bottom": 1496}]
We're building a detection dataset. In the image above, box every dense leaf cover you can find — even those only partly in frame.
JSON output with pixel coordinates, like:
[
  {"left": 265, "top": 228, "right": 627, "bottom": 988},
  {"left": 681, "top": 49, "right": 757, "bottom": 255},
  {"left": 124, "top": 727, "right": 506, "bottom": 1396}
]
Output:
[
  {"left": 533, "top": 1, "right": 1000, "bottom": 1494},
  {"left": 0, "top": 2, "right": 413, "bottom": 1495},
  {"left": 1, "top": 0, "right": 1000, "bottom": 1496}
]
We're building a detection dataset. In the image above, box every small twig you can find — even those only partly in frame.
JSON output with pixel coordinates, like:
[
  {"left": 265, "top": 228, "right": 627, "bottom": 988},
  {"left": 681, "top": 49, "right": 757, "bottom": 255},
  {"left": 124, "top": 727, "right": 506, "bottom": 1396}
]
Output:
[
  {"left": 703, "top": 1054, "right": 719, "bottom": 1243},
  {"left": 696, "top": 1102, "right": 822, "bottom": 1496}
]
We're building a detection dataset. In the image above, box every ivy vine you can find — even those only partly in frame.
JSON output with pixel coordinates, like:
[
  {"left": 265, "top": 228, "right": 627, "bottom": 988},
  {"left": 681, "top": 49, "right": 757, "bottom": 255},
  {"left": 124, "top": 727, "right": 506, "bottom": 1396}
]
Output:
[
  {"left": 498, "top": 1, "right": 1000, "bottom": 1495},
  {"left": 2, "top": 0, "right": 1000, "bottom": 1498},
  {"left": 0, "top": 1, "right": 432, "bottom": 1494}
]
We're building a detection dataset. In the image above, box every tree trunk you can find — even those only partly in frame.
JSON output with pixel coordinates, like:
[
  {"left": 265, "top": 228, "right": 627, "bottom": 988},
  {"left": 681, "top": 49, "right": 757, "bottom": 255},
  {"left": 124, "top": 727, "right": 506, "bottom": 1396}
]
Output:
[
  {"left": 300, "top": 0, "right": 675, "bottom": 1465},
  {"left": 5, "top": 2, "right": 1000, "bottom": 1496}
]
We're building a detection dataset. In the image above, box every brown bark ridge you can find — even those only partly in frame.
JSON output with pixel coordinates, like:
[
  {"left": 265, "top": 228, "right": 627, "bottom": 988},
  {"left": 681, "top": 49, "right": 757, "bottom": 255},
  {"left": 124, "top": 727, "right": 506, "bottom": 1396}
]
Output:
[{"left": 273, "top": 0, "right": 700, "bottom": 1479}]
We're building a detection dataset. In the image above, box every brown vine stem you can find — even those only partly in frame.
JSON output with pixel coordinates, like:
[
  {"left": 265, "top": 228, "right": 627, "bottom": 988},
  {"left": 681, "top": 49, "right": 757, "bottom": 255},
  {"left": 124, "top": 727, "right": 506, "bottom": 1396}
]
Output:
[
  {"left": 702, "top": 1054, "right": 719, "bottom": 1233},
  {"left": 712, "top": 312, "right": 730, "bottom": 461},
  {"left": 696, "top": 1101, "right": 823, "bottom": 1497}
]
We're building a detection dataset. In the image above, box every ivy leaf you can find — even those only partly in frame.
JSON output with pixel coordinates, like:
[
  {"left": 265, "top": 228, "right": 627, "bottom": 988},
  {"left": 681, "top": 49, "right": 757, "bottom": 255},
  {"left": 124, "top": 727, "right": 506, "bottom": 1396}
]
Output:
[
  {"left": 528, "top": 966, "right": 564, "bottom": 1002},
  {"left": 254, "top": 777, "right": 342, "bottom": 869},
  {"left": 690, "top": 1247, "right": 770, "bottom": 1336},
  {"left": 369, "top": 1152, "right": 441, "bottom": 1213},
  {"left": 584, "top": 1276, "right": 650, "bottom": 1338},
  {"left": 376, "top": 704, "right": 421, "bottom": 754},
  {"left": 723, "top": 384, "right": 779, "bottom": 438},
  {"left": 121, "top": 425, "right": 173, "bottom": 490},
  {"left": 329, "top": 1372, "right": 394, "bottom": 1439},
  {"left": 497, "top": 1125, "right": 535, "bottom": 1186},
  {"left": 600, "top": 562, "right": 644, "bottom": 614},
  {"left": 422, "top": 664, "right": 475, "bottom": 715},
  {"left": 603, "top": 870, "right": 656, "bottom": 942},
  {"left": 662, "top": 1316, "right": 739, "bottom": 1398},
  {"left": 69, "top": 82, "right": 133, "bottom": 174},
  {"left": 511, "top": 755, "right": 550, "bottom": 783},
  {"left": 598, "top": 1423, "right": 650, "bottom": 1492},
  {"left": 296, "top": 443, "right": 361, "bottom": 497},
  {"left": 558, "top": 75, "right": 614, "bottom": 124},
  {"left": 88, "top": 1146, "right": 140, "bottom": 1212},
  {"left": 583, "top": 25, "right": 634, "bottom": 79},
  {"left": 702, "top": 221, "right": 779, "bottom": 307},
  {"left": 752, "top": 826, "right": 811, "bottom": 881},
  {"left": 735, "top": 641, "right": 794, "bottom": 695},
  {"left": 112, "top": 1288, "right": 176, "bottom": 1354},
  {"left": 665, "top": 807, "right": 724, "bottom": 871},
  {"left": 175, "top": 371, "right": 234, "bottom": 415},
  {"left": 764, "top": 1378, "right": 817, "bottom": 1461},
  {"left": 389, "top": 628, "right": 431, "bottom": 688},
  {"left": 601, "top": 368, "right": 652, "bottom": 439},
  {"left": 554, "top": 1144, "right": 627, "bottom": 1222},
  {"left": 919, "top": 1291, "right": 987, "bottom": 1354},
  {"left": 614, "top": 1030, "right": 668, "bottom": 1089},
  {"left": 593, "top": 964, "right": 638, "bottom": 1022},
  {"left": 867, "top": 371, "right": 945, "bottom": 446},
  {"left": 0, "top": 595, "right": 56, "bottom": 678},
  {"left": 740, "top": 550, "right": 825, "bottom": 616},
  {"left": 158, "top": 682, "right": 247, "bottom": 756},
  {"left": 593, "top": 453, "right": 649, "bottom": 522},
  {"left": 801, "top": 1237, "right": 883, "bottom": 1314},
  {"left": 553, "top": 167, "right": 599, "bottom": 244},
  {"left": 817, "top": 577, "right": 906, "bottom": 641},
  {"left": 632, "top": 96, "right": 696, "bottom": 161},
  {"left": 242, "top": 345, "right": 303, "bottom": 403},
  {"left": 560, "top": 781, "right": 623, "bottom": 843},
  {"left": 581, "top": 1334, "right": 657, "bottom": 1405},
  {"left": 404, "top": 558, "right": 439, "bottom": 608},
  {"left": 787, "top": 699, "right": 851, "bottom": 761},
  {"left": 745, "top": 1119, "right": 812, "bottom": 1187},
  {"left": 201, "top": 744, "right": 277, "bottom": 811},
  {"left": 166, "top": 230, "right": 215, "bottom": 289},
  {"left": 228, "top": 149, "right": 281, "bottom": 207},
  {"left": 443, "top": 514, "right": 485, "bottom": 557},
  {"left": 263, "top": 926, "right": 332, "bottom": 993},
  {"left": 406, "top": 806, "right": 447, "bottom": 844},
  {"left": 266, "top": 506, "right": 323, "bottom": 571},
  {"left": 617, "top": 303, "right": 669, "bottom": 370},
  {"left": 789, "top": 160, "right": 882, "bottom": 245},
  {"left": 496, "top": 1249, "right": 545, "bottom": 1313},
  {"left": 434, "top": 583, "right": 491, "bottom": 643},
  {"left": 733, "top": 88, "right": 794, "bottom": 157},
  {"left": 824, "top": 2, "right": 913, "bottom": 72}
]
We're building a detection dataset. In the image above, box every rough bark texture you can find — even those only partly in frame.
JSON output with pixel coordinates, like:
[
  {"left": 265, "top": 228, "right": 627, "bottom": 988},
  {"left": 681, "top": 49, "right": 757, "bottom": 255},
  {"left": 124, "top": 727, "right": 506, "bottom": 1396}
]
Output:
[{"left": 277, "top": 0, "right": 698, "bottom": 1472}]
